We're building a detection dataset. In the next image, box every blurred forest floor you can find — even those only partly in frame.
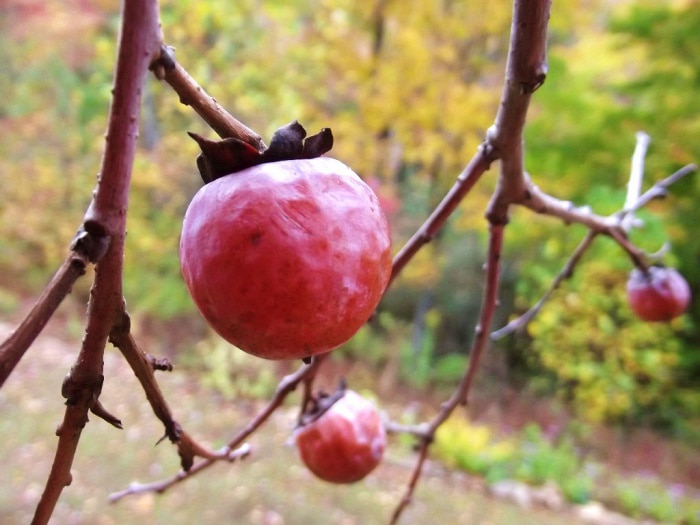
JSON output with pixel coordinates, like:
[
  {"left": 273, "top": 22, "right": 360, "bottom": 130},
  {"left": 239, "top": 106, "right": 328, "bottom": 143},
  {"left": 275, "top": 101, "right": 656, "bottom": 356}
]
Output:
[{"left": 0, "top": 317, "right": 579, "bottom": 525}]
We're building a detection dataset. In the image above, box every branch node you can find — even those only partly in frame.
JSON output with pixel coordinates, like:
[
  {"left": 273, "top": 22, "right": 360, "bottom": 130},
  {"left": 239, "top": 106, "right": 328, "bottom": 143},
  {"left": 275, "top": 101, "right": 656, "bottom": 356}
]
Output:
[
  {"left": 70, "top": 227, "right": 110, "bottom": 264},
  {"left": 150, "top": 44, "right": 176, "bottom": 80},
  {"left": 520, "top": 70, "right": 547, "bottom": 94},
  {"left": 482, "top": 125, "right": 499, "bottom": 159},
  {"left": 110, "top": 310, "right": 132, "bottom": 338},
  {"left": 61, "top": 371, "right": 104, "bottom": 408}
]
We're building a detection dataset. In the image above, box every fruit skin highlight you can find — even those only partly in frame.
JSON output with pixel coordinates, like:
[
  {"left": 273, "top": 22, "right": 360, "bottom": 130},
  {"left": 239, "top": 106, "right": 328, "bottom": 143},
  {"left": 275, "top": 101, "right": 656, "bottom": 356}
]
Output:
[
  {"left": 295, "top": 390, "right": 386, "bottom": 484},
  {"left": 179, "top": 157, "right": 392, "bottom": 360},
  {"left": 626, "top": 266, "right": 691, "bottom": 322}
]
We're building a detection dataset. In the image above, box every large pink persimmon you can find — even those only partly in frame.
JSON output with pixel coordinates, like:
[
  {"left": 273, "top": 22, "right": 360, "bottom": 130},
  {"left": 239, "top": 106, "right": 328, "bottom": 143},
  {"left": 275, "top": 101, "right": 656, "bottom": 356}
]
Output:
[{"left": 179, "top": 157, "right": 392, "bottom": 360}]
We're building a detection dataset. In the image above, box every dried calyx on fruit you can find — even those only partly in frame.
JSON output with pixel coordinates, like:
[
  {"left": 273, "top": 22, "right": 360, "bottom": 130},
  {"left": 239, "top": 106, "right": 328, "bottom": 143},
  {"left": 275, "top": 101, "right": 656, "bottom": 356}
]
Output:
[
  {"left": 294, "top": 384, "right": 386, "bottom": 484},
  {"left": 179, "top": 121, "right": 392, "bottom": 360},
  {"left": 188, "top": 120, "right": 334, "bottom": 183},
  {"left": 626, "top": 265, "right": 691, "bottom": 322}
]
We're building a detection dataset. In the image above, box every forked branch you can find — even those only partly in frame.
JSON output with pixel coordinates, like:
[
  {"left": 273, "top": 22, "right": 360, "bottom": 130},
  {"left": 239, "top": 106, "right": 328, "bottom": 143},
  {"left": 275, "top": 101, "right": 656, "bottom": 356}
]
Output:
[
  {"left": 492, "top": 160, "right": 697, "bottom": 340},
  {"left": 31, "top": 1, "right": 163, "bottom": 523},
  {"left": 389, "top": 0, "right": 551, "bottom": 521},
  {"left": 4, "top": 0, "right": 693, "bottom": 523}
]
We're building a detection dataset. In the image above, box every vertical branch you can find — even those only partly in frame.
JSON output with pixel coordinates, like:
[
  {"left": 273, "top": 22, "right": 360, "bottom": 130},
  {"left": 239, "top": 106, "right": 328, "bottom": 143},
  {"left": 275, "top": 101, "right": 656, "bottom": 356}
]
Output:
[
  {"left": 621, "top": 131, "right": 651, "bottom": 231},
  {"left": 390, "top": 224, "right": 505, "bottom": 524},
  {"left": 454, "top": 224, "right": 505, "bottom": 404},
  {"left": 82, "top": 3, "right": 163, "bottom": 237},
  {"left": 109, "top": 355, "right": 327, "bottom": 501},
  {"left": 488, "top": 0, "right": 552, "bottom": 217},
  {"left": 391, "top": 1, "right": 550, "bottom": 522},
  {"left": 31, "top": 1, "right": 162, "bottom": 523}
]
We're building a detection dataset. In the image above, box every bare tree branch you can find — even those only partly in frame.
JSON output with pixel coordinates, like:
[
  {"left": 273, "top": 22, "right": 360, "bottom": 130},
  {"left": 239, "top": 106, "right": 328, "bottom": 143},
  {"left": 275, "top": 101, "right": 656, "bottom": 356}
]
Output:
[
  {"left": 622, "top": 131, "right": 651, "bottom": 230},
  {"left": 150, "top": 45, "right": 265, "bottom": 150},
  {"left": 485, "top": 0, "right": 551, "bottom": 221},
  {"left": 31, "top": 1, "right": 163, "bottom": 523},
  {"left": 390, "top": 0, "right": 551, "bottom": 285},
  {"left": 109, "top": 312, "right": 180, "bottom": 441},
  {"left": 109, "top": 354, "right": 327, "bottom": 500},
  {"left": 109, "top": 311, "right": 227, "bottom": 470},
  {"left": 108, "top": 443, "right": 252, "bottom": 502},
  {"left": 390, "top": 224, "right": 505, "bottom": 524},
  {"left": 0, "top": 252, "right": 88, "bottom": 387},
  {"left": 390, "top": 150, "right": 494, "bottom": 284},
  {"left": 491, "top": 230, "right": 597, "bottom": 339},
  {"left": 389, "top": 1, "right": 551, "bottom": 520},
  {"left": 625, "top": 163, "right": 697, "bottom": 214},
  {"left": 4, "top": 0, "right": 693, "bottom": 521},
  {"left": 491, "top": 161, "right": 697, "bottom": 339}
]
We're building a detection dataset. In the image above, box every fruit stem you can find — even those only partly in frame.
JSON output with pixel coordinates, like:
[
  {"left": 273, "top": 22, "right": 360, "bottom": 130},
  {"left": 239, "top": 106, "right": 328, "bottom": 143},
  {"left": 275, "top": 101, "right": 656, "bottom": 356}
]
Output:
[
  {"left": 150, "top": 44, "right": 266, "bottom": 151},
  {"left": 297, "top": 380, "right": 347, "bottom": 428}
]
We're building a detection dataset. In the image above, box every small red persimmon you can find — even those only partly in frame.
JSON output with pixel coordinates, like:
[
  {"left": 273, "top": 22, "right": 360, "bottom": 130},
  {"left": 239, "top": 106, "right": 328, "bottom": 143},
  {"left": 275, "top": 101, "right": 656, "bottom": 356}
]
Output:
[
  {"left": 179, "top": 157, "right": 392, "bottom": 360},
  {"left": 626, "top": 266, "right": 691, "bottom": 322},
  {"left": 295, "top": 390, "right": 386, "bottom": 484}
]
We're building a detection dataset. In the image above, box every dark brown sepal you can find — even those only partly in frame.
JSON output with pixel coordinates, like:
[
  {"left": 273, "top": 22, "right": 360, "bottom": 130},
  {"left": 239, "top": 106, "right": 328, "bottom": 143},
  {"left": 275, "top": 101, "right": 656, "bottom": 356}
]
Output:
[
  {"left": 188, "top": 132, "right": 261, "bottom": 183},
  {"left": 189, "top": 121, "right": 334, "bottom": 183},
  {"left": 301, "top": 128, "right": 334, "bottom": 159},
  {"left": 263, "top": 120, "right": 306, "bottom": 161}
]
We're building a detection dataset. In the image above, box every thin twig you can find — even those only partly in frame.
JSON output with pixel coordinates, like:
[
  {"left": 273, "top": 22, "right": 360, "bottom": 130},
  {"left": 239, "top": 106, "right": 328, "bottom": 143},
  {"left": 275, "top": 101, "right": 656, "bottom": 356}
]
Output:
[
  {"left": 108, "top": 443, "right": 252, "bottom": 502},
  {"left": 517, "top": 182, "right": 611, "bottom": 230},
  {"left": 491, "top": 230, "right": 597, "bottom": 339},
  {"left": 626, "top": 163, "right": 697, "bottom": 214},
  {"left": 110, "top": 312, "right": 225, "bottom": 469},
  {"left": 621, "top": 131, "right": 651, "bottom": 230},
  {"left": 390, "top": 143, "right": 494, "bottom": 285},
  {"left": 109, "top": 312, "right": 180, "bottom": 442},
  {"left": 110, "top": 354, "right": 327, "bottom": 501},
  {"left": 150, "top": 44, "right": 265, "bottom": 150},
  {"left": 0, "top": 252, "right": 88, "bottom": 387},
  {"left": 384, "top": 420, "right": 431, "bottom": 439}
]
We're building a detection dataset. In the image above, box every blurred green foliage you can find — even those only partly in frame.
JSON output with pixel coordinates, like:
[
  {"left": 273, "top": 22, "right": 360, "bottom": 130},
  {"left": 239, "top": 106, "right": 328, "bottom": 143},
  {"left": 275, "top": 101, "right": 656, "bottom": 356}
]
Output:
[
  {"left": 527, "top": 260, "right": 695, "bottom": 425},
  {"left": 602, "top": 474, "right": 700, "bottom": 524},
  {"left": 181, "top": 336, "right": 279, "bottom": 399},
  {"left": 434, "top": 415, "right": 517, "bottom": 482},
  {"left": 1, "top": 0, "right": 698, "bottom": 435},
  {"left": 434, "top": 416, "right": 700, "bottom": 523},
  {"left": 434, "top": 417, "right": 596, "bottom": 502}
]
